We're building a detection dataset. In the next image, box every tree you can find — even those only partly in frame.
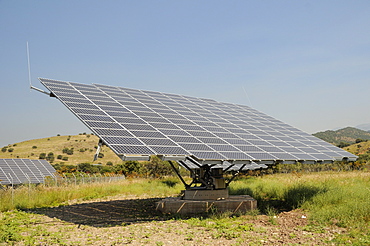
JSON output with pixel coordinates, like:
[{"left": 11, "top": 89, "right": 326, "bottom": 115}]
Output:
[
  {"left": 46, "top": 152, "right": 55, "bottom": 162},
  {"left": 337, "top": 142, "right": 350, "bottom": 148},
  {"left": 77, "top": 163, "right": 100, "bottom": 173},
  {"left": 355, "top": 138, "right": 365, "bottom": 143},
  {"left": 62, "top": 147, "right": 74, "bottom": 155},
  {"left": 143, "top": 156, "right": 173, "bottom": 178},
  {"left": 120, "top": 161, "right": 144, "bottom": 176}
]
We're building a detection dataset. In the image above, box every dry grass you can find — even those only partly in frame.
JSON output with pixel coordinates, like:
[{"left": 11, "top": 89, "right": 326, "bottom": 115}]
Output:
[{"left": 0, "top": 134, "right": 122, "bottom": 165}]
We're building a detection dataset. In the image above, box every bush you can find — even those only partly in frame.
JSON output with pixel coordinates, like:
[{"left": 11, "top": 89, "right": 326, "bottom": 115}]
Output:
[
  {"left": 62, "top": 148, "right": 74, "bottom": 155},
  {"left": 337, "top": 142, "right": 350, "bottom": 148},
  {"left": 143, "top": 156, "right": 173, "bottom": 178},
  {"left": 57, "top": 155, "right": 63, "bottom": 160},
  {"left": 62, "top": 157, "right": 69, "bottom": 161},
  {"left": 355, "top": 138, "right": 365, "bottom": 143},
  {"left": 7, "top": 148, "right": 14, "bottom": 153},
  {"left": 32, "top": 146, "right": 37, "bottom": 149},
  {"left": 39, "top": 153, "right": 46, "bottom": 159},
  {"left": 1, "top": 147, "right": 7, "bottom": 153},
  {"left": 77, "top": 163, "right": 100, "bottom": 173},
  {"left": 46, "top": 152, "right": 55, "bottom": 162},
  {"left": 118, "top": 161, "right": 145, "bottom": 177}
]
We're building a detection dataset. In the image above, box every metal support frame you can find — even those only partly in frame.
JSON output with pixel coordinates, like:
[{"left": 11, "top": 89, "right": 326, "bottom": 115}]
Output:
[
  {"left": 93, "top": 139, "right": 104, "bottom": 161},
  {"left": 225, "top": 164, "right": 246, "bottom": 187},
  {"left": 169, "top": 157, "right": 248, "bottom": 191},
  {"left": 168, "top": 160, "right": 190, "bottom": 189}
]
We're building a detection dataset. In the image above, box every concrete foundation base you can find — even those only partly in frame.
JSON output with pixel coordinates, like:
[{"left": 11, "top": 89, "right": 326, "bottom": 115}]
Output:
[
  {"left": 182, "top": 189, "right": 229, "bottom": 200},
  {"left": 156, "top": 195, "right": 257, "bottom": 214}
]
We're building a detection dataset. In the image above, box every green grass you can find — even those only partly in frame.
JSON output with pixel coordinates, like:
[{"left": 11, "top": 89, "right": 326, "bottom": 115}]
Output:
[
  {"left": 229, "top": 171, "right": 370, "bottom": 244},
  {"left": 185, "top": 215, "right": 256, "bottom": 240},
  {"left": 1, "top": 171, "right": 370, "bottom": 244},
  {"left": 0, "top": 178, "right": 183, "bottom": 212}
]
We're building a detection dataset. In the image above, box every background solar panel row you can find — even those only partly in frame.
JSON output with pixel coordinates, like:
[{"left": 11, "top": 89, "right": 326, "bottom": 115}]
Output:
[
  {"left": 40, "top": 78, "right": 357, "bottom": 163},
  {"left": 0, "top": 159, "right": 56, "bottom": 185}
]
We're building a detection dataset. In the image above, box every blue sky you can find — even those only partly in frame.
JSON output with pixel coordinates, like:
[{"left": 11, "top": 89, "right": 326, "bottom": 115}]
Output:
[{"left": 1, "top": 1, "right": 370, "bottom": 147}]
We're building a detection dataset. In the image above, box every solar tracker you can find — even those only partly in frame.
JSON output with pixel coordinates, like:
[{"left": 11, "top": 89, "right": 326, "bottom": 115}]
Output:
[
  {"left": 38, "top": 78, "right": 357, "bottom": 165},
  {"left": 178, "top": 159, "right": 267, "bottom": 171},
  {"left": 0, "top": 159, "right": 56, "bottom": 185}
]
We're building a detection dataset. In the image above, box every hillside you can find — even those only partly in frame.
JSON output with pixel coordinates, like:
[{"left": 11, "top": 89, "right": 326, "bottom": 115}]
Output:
[
  {"left": 0, "top": 134, "right": 122, "bottom": 165},
  {"left": 312, "top": 127, "right": 370, "bottom": 146},
  {"left": 343, "top": 140, "right": 370, "bottom": 156}
]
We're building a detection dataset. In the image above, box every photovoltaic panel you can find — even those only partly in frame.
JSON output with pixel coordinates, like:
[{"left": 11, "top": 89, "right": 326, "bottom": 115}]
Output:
[
  {"left": 39, "top": 78, "right": 357, "bottom": 164},
  {"left": 0, "top": 159, "right": 56, "bottom": 185}
]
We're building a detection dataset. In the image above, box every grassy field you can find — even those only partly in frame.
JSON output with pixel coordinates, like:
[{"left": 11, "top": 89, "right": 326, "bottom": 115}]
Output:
[{"left": 1, "top": 171, "right": 369, "bottom": 245}]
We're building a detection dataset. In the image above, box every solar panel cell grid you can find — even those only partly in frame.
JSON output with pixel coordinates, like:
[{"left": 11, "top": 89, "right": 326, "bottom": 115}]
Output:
[
  {"left": 39, "top": 78, "right": 357, "bottom": 162},
  {"left": 0, "top": 159, "right": 56, "bottom": 185}
]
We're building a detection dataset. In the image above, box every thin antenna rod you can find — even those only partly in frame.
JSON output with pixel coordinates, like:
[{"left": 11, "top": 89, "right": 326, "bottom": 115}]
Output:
[
  {"left": 242, "top": 86, "right": 253, "bottom": 108},
  {"left": 27, "top": 41, "right": 32, "bottom": 89}
]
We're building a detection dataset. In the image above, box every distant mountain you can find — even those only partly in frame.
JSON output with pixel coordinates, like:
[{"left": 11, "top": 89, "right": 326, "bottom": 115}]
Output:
[
  {"left": 313, "top": 127, "right": 370, "bottom": 146},
  {"left": 355, "top": 123, "right": 370, "bottom": 132}
]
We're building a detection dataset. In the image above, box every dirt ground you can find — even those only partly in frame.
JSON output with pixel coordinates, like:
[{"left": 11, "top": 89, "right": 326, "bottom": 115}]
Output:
[{"left": 24, "top": 195, "right": 346, "bottom": 245}]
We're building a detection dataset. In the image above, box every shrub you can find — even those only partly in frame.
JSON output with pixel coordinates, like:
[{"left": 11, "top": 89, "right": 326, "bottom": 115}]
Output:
[
  {"left": 337, "top": 142, "right": 350, "bottom": 148},
  {"left": 7, "top": 148, "right": 14, "bottom": 153},
  {"left": 57, "top": 155, "right": 62, "bottom": 159},
  {"left": 77, "top": 163, "right": 100, "bottom": 173},
  {"left": 46, "top": 152, "right": 55, "bottom": 162},
  {"left": 62, "top": 148, "right": 74, "bottom": 155},
  {"left": 39, "top": 153, "right": 46, "bottom": 159},
  {"left": 1, "top": 147, "right": 7, "bottom": 152},
  {"left": 32, "top": 146, "right": 37, "bottom": 149},
  {"left": 62, "top": 157, "right": 69, "bottom": 161},
  {"left": 143, "top": 156, "right": 173, "bottom": 177}
]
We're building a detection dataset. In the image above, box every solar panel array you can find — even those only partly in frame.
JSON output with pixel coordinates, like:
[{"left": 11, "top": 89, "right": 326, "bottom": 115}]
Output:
[
  {"left": 0, "top": 159, "right": 56, "bottom": 185},
  {"left": 39, "top": 78, "right": 357, "bottom": 164}
]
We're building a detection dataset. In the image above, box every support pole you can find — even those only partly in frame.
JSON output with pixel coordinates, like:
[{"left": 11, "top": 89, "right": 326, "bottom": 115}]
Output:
[
  {"left": 225, "top": 164, "right": 246, "bottom": 187},
  {"left": 169, "top": 160, "right": 189, "bottom": 189}
]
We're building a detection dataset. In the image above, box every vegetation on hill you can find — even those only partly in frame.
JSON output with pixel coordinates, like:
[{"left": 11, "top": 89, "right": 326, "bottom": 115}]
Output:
[
  {"left": 0, "top": 133, "right": 122, "bottom": 165},
  {"left": 313, "top": 127, "right": 370, "bottom": 146}
]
